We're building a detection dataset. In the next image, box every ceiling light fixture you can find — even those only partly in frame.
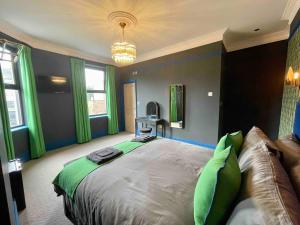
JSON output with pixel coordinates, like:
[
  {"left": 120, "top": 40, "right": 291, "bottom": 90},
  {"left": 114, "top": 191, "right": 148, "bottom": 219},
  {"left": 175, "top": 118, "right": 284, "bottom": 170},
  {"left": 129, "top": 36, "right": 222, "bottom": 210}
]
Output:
[
  {"left": 109, "top": 11, "right": 137, "bottom": 65},
  {"left": 286, "top": 66, "right": 300, "bottom": 86},
  {"left": 111, "top": 22, "right": 136, "bottom": 65}
]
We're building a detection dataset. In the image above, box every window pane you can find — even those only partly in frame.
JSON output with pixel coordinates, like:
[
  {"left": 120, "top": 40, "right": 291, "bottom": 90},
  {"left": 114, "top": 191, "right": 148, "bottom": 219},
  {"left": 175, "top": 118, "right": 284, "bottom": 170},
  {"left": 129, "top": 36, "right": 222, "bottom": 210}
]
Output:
[
  {"left": 85, "top": 68, "right": 104, "bottom": 91},
  {"left": 87, "top": 93, "right": 106, "bottom": 115},
  {"left": 0, "top": 47, "right": 12, "bottom": 61},
  {"left": 5, "top": 89, "right": 23, "bottom": 127},
  {"left": 0, "top": 60, "right": 15, "bottom": 84}
]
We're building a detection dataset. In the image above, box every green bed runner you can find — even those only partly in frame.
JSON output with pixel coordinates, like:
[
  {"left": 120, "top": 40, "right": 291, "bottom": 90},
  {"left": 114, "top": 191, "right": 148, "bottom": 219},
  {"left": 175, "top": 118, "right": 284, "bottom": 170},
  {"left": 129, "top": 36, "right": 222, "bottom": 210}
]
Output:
[{"left": 53, "top": 141, "right": 145, "bottom": 199}]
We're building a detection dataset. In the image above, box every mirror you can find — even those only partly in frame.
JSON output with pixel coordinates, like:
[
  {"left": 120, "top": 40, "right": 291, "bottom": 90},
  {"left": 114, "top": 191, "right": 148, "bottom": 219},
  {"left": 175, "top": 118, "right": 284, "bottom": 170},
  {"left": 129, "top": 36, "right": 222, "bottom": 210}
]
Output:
[{"left": 169, "top": 84, "right": 184, "bottom": 128}]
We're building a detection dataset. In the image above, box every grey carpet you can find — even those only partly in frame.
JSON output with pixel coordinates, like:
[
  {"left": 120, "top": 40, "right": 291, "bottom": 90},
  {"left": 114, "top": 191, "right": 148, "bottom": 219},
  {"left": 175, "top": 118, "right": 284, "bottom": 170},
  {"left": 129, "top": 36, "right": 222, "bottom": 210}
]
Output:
[{"left": 19, "top": 132, "right": 134, "bottom": 225}]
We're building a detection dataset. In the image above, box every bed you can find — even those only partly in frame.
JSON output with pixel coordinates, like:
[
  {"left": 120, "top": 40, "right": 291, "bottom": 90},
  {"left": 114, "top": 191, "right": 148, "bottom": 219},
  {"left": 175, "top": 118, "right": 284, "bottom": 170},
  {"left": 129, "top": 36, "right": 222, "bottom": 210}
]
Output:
[
  {"left": 54, "top": 124, "right": 300, "bottom": 225},
  {"left": 60, "top": 138, "right": 213, "bottom": 225}
]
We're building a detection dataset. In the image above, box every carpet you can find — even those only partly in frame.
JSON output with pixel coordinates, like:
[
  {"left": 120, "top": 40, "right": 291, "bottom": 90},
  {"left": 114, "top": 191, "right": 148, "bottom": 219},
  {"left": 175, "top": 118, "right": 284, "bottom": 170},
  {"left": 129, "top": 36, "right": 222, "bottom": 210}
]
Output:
[{"left": 19, "top": 132, "right": 134, "bottom": 225}]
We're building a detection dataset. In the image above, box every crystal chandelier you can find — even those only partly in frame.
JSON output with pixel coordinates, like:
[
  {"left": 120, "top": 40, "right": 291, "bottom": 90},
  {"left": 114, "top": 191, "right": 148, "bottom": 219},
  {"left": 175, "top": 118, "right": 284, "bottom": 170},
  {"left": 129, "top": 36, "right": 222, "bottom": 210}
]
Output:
[{"left": 111, "top": 22, "right": 136, "bottom": 65}]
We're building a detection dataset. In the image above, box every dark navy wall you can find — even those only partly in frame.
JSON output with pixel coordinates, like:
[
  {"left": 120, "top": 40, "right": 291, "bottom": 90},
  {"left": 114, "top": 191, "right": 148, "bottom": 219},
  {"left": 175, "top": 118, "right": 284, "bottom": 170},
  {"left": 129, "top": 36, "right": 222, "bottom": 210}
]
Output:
[
  {"left": 120, "top": 42, "right": 224, "bottom": 147},
  {"left": 11, "top": 127, "right": 30, "bottom": 161},
  {"left": 31, "top": 49, "right": 77, "bottom": 150},
  {"left": 90, "top": 116, "right": 108, "bottom": 138}
]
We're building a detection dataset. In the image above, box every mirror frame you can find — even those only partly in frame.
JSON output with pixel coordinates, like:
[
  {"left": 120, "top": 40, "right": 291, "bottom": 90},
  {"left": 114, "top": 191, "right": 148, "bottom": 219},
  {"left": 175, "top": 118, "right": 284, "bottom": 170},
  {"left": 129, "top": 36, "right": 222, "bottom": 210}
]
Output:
[{"left": 169, "top": 84, "right": 185, "bottom": 129}]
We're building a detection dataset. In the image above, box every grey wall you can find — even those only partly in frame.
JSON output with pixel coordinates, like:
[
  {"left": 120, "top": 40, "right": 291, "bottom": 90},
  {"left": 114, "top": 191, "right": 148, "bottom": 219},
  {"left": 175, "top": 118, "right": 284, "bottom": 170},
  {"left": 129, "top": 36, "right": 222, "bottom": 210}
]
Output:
[{"left": 120, "top": 42, "right": 224, "bottom": 146}]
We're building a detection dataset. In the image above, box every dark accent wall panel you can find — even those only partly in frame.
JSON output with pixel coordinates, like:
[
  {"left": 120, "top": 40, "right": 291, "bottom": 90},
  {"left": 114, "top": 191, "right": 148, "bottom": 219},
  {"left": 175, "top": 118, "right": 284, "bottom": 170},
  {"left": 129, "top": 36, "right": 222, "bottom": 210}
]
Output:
[
  {"left": 222, "top": 40, "right": 287, "bottom": 139},
  {"left": 12, "top": 128, "right": 29, "bottom": 161},
  {"left": 31, "top": 49, "right": 77, "bottom": 150},
  {"left": 120, "top": 42, "right": 223, "bottom": 146},
  {"left": 90, "top": 116, "right": 108, "bottom": 138}
]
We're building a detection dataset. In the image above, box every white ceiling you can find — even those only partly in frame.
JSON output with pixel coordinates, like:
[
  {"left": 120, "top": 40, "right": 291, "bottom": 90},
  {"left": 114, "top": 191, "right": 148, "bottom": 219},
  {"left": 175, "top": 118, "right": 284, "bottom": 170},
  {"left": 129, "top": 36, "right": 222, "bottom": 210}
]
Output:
[{"left": 0, "top": 0, "right": 297, "bottom": 65}]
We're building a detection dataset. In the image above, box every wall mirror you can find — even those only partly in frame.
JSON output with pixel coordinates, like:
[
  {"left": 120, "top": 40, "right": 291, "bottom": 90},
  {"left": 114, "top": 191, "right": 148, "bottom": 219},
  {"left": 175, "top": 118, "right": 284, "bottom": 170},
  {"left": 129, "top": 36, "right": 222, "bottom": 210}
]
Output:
[{"left": 169, "top": 84, "right": 184, "bottom": 128}]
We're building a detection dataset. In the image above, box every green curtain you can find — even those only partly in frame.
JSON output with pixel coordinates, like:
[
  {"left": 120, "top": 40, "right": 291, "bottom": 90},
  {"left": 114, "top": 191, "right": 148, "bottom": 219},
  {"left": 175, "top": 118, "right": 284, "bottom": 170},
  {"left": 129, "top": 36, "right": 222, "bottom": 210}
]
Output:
[
  {"left": 70, "top": 58, "right": 91, "bottom": 143},
  {"left": 19, "top": 46, "right": 46, "bottom": 159},
  {"left": 0, "top": 66, "right": 15, "bottom": 160},
  {"left": 106, "top": 65, "right": 119, "bottom": 134},
  {"left": 170, "top": 85, "right": 178, "bottom": 122}
]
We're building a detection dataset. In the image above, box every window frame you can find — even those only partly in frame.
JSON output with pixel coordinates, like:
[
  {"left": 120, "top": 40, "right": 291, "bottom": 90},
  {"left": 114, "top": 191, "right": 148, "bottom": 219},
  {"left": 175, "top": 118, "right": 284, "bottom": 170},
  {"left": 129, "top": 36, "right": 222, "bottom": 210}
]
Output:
[
  {"left": 84, "top": 64, "right": 107, "bottom": 117},
  {"left": 1, "top": 47, "right": 25, "bottom": 128}
]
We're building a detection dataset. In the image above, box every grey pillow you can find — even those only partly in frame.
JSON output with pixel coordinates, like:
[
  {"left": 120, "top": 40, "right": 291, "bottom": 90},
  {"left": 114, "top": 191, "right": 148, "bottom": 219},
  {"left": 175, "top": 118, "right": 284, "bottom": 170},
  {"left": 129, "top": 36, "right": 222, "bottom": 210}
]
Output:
[
  {"left": 230, "top": 139, "right": 300, "bottom": 225},
  {"left": 226, "top": 198, "right": 266, "bottom": 225}
]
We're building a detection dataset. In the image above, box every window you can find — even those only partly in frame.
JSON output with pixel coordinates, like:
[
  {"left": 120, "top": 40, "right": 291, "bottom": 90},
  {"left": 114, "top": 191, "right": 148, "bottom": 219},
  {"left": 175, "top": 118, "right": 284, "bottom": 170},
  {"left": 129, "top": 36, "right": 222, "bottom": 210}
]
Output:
[
  {"left": 0, "top": 47, "right": 24, "bottom": 128},
  {"left": 85, "top": 66, "right": 106, "bottom": 116}
]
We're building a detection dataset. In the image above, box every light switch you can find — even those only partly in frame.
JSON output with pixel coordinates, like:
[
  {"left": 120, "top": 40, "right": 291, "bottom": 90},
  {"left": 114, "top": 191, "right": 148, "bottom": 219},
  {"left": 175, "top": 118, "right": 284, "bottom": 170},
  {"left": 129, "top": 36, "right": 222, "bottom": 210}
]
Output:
[{"left": 208, "top": 92, "right": 213, "bottom": 97}]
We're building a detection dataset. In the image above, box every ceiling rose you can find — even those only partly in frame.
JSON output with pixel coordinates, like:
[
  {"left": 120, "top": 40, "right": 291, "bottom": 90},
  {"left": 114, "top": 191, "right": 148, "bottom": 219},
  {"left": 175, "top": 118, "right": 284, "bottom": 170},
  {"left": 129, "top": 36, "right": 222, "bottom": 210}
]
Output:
[
  {"left": 109, "top": 11, "right": 137, "bottom": 65},
  {"left": 108, "top": 11, "right": 137, "bottom": 29}
]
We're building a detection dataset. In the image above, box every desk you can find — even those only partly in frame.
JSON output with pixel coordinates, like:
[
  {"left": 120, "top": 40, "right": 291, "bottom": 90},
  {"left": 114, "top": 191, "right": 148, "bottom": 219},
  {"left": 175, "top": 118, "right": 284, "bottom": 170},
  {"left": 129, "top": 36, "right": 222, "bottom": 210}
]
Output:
[{"left": 135, "top": 117, "right": 166, "bottom": 137}]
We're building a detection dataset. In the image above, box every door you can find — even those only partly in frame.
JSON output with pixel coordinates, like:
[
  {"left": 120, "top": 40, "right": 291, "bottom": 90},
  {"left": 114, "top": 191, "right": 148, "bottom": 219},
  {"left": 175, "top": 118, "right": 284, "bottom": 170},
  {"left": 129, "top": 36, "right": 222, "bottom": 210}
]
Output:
[{"left": 124, "top": 83, "right": 136, "bottom": 133}]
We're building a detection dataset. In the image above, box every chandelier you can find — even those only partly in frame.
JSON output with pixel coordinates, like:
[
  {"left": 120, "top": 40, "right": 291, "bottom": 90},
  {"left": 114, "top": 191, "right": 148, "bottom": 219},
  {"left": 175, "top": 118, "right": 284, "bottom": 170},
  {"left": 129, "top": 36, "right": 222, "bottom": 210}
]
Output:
[{"left": 111, "top": 22, "right": 136, "bottom": 65}]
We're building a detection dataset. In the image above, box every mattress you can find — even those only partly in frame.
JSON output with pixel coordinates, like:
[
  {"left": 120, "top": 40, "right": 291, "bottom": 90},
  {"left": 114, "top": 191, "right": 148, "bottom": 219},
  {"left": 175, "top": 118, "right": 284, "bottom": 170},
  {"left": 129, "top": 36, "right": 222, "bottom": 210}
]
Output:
[{"left": 63, "top": 138, "right": 213, "bottom": 225}]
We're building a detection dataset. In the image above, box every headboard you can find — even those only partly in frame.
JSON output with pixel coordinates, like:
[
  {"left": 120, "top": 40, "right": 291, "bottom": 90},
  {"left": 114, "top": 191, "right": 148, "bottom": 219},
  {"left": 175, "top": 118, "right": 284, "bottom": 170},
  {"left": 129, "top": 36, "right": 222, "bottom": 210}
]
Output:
[{"left": 293, "top": 101, "right": 300, "bottom": 141}]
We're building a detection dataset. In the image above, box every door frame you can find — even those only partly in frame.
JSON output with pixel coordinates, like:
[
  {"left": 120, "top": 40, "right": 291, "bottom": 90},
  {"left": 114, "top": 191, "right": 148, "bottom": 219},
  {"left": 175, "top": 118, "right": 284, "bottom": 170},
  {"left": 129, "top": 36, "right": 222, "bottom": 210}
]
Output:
[
  {"left": 121, "top": 80, "right": 137, "bottom": 132},
  {"left": 0, "top": 113, "right": 17, "bottom": 225}
]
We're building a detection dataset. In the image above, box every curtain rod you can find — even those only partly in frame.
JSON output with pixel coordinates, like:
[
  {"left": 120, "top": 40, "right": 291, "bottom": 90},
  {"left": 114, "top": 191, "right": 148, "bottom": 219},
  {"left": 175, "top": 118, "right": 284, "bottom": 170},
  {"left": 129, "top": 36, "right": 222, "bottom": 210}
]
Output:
[{"left": 0, "top": 39, "right": 24, "bottom": 49}]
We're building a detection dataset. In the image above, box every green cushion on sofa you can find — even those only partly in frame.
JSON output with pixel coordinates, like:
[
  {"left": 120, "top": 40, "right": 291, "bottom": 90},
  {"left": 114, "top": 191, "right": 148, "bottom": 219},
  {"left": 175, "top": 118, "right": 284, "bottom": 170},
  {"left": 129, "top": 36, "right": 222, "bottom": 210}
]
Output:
[
  {"left": 215, "top": 131, "right": 243, "bottom": 155},
  {"left": 194, "top": 146, "right": 241, "bottom": 225},
  {"left": 215, "top": 134, "right": 231, "bottom": 150},
  {"left": 229, "top": 131, "right": 243, "bottom": 154}
]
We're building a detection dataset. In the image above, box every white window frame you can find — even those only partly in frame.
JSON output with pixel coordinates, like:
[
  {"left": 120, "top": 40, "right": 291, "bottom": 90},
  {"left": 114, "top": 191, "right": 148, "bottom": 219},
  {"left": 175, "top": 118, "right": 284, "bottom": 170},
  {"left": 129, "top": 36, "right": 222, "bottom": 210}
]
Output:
[
  {"left": 85, "top": 65, "right": 107, "bottom": 116},
  {"left": 0, "top": 47, "right": 24, "bottom": 128}
]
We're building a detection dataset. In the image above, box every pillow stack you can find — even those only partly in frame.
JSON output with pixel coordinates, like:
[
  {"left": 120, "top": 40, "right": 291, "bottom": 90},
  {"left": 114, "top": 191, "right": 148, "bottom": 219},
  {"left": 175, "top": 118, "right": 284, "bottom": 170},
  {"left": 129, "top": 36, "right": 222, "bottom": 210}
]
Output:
[
  {"left": 215, "top": 131, "right": 243, "bottom": 155},
  {"left": 194, "top": 131, "right": 243, "bottom": 225},
  {"left": 228, "top": 127, "right": 300, "bottom": 225}
]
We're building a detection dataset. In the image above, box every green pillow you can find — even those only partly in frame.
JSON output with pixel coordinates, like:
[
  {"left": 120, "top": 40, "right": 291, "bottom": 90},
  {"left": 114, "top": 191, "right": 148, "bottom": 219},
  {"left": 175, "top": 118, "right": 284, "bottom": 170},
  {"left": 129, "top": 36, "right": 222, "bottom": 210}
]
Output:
[
  {"left": 229, "top": 131, "right": 243, "bottom": 154},
  {"left": 215, "top": 131, "right": 243, "bottom": 155},
  {"left": 194, "top": 146, "right": 241, "bottom": 225},
  {"left": 215, "top": 133, "right": 232, "bottom": 150}
]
